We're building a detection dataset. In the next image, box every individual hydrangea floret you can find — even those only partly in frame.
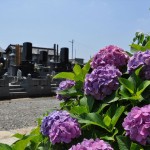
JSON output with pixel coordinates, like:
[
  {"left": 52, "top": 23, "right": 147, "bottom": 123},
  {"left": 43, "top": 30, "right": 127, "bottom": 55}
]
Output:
[
  {"left": 56, "top": 80, "right": 75, "bottom": 100},
  {"left": 91, "top": 45, "right": 129, "bottom": 70},
  {"left": 84, "top": 64, "right": 122, "bottom": 100},
  {"left": 69, "top": 138, "right": 114, "bottom": 150},
  {"left": 41, "top": 110, "right": 81, "bottom": 144},
  {"left": 127, "top": 50, "right": 150, "bottom": 80},
  {"left": 122, "top": 105, "right": 150, "bottom": 145}
]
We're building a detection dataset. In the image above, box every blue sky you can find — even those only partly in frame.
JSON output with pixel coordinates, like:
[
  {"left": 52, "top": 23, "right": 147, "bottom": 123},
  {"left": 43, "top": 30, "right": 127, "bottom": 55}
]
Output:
[{"left": 0, "top": 0, "right": 150, "bottom": 62}]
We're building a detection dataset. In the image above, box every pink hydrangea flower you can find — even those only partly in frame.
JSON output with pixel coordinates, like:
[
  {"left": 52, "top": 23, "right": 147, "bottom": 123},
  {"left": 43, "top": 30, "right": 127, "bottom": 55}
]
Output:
[
  {"left": 69, "top": 138, "right": 113, "bottom": 150},
  {"left": 122, "top": 105, "right": 150, "bottom": 145},
  {"left": 91, "top": 45, "right": 129, "bottom": 70}
]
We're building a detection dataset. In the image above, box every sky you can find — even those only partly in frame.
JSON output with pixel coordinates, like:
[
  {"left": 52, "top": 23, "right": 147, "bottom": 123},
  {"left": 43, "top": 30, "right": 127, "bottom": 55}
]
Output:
[{"left": 0, "top": 0, "right": 150, "bottom": 62}]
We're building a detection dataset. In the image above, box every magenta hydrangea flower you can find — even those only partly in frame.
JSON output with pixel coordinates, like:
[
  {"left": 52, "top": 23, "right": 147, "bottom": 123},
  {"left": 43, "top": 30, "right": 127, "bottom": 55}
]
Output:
[
  {"left": 56, "top": 80, "right": 75, "bottom": 100},
  {"left": 41, "top": 110, "right": 81, "bottom": 144},
  {"left": 122, "top": 105, "right": 150, "bottom": 145},
  {"left": 127, "top": 50, "right": 150, "bottom": 80},
  {"left": 84, "top": 64, "right": 122, "bottom": 100},
  {"left": 91, "top": 45, "right": 129, "bottom": 70},
  {"left": 69, "top": 138, "right": 114, "bottom": 150}
]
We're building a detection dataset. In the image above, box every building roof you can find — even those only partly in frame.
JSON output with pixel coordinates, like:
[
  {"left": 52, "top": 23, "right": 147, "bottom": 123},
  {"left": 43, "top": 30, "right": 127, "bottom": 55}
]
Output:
[
  {"left": 0, "top": 47, "right": 4, "bottom": 53},
  {"left": 5, "top": 44, "right": 56, "bottom": 55}
]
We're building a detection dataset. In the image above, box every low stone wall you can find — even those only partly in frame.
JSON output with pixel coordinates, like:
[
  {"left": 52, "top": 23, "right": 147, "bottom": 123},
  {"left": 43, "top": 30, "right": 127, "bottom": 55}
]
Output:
[
  {"left": 0, "top": 76, "right": 9, "bottom": 99},
  {"left": 21, "top": 74, "right": 52, "bottom": 97}
]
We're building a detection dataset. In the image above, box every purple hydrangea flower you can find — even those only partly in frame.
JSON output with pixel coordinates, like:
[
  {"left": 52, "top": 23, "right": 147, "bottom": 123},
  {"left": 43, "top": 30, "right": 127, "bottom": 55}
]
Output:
[
  {"left": 56, "top": 80, "right": 75, "bottom": 100},
  {"left": 41, "top": 110, "right": 70, "bottom": 136},
  {"left": 127, "top": 50, "right": 150, "bottom": 80},
  {"left": 122, "top": 105, "right": 150, "bottom": 145},
  {"left": 69, "top": 138, "right": 114, "bottom": 150},
  {"left": 91, "top": 45, "right": 129, "bottom": 70},
  {"left": 41, "top": 110, "right": 81, "bottom": 144},
  {"left": 84, "top": 64, "right": 122, "bottom": 100}
]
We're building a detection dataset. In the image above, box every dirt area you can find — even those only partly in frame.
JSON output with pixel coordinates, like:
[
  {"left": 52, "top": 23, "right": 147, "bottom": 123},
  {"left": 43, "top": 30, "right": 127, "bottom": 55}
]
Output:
[{"left": 0, "top": 97, "right": 60, "bottom": 131}]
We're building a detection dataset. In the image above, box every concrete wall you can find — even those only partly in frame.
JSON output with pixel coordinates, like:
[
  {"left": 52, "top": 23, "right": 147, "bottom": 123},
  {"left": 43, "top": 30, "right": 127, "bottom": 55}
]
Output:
[{"left": 21, "top": 74, "right": 52, "bottom": 97}]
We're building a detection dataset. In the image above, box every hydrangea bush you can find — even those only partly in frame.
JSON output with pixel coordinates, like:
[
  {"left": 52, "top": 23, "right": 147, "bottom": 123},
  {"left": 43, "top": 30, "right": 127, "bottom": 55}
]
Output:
[{"left": 1, "top": 42, "right": 150, "bottom": 150}]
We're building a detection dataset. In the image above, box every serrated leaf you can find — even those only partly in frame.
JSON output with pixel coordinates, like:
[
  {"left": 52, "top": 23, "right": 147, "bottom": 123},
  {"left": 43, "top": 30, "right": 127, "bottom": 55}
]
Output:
[
  {"left": 70, "top": 106, "right": 88, "bottom": 115},
  {"left": 53, "top": 72, "right": 75, "bottom": 80},
  {"left": 119, "top": 78, "right": 134, "bottom": 94},
  {"left": 119, "top": 85, "right": 132, "bottom": 98},
  {"left": 139, "top": 33, "right": 144, "bottom": 44},
  {"left": 111, "top": 106, "right": 125, "bottom": 128},
  {"left": 78, "top": 113, "right": 110, "bottom": 132},
  {"left": 12, "top": 135, "right": 37, "bottom": 150},
  {"left": 103, "top": 115, "right": 111, "bottom": 127},
  {"left": 137, "top": 80, "right": 150, "bottom": 95},
  {"left": 13, "top": 133, "right": 24, "bottom": 139},
  {"left": 30, "top": 126, "right": 40, "bottom": 135},
  {"left": 103, "top": 91, "right": 119, "bottom": 104},
  {"left": 130, "top": 44, "right": 145, "bottom": 52},
  {"left": 116, "top": 135, "right": 131, "bottom": 150},
  {"left": 97, "top": 103, "right": 109, "bottom": 113},
  {"left": 0, "top": 143, "right": 12, "bottom": 150},
  {"left": 130, "top": 142, "right": 143, "bottom": 150},
  {"left": 82, "top": 60, "right": 91, "bottom": 75},
  {"left": 144, "top": 41, "right": 150, "bottom": 49},
  {"left": 73, "top": 64, "right": 82, "bottom": 75},
  {"left": 80, "top": 96, "right": 94, "bottom": 112},
  {"left": 135, "top": 66, "right": 142, "bottom": 76}
]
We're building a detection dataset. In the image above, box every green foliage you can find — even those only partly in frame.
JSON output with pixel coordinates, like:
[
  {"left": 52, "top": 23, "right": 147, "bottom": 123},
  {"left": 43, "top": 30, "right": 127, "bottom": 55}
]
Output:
[
  {"left": 53, "top": 61, "right": 91, "bottom": 82},
  {"left": 118, "top": 67, "right": 150, "bottom": 103},
  {"left": 116, "top": 135, "right": 145, "bottom": 150},
  {"left": 2, "top": 34, "right": 150, "bottom": 149},
  {"left": 130, "top": 32, "right": 150, "bottom": 52},
  {"left": 0, "top": 144, "right": 12, "bottom": 150}
]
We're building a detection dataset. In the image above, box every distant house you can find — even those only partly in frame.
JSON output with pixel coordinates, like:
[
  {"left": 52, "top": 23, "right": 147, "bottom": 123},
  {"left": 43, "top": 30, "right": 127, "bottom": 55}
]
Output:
[
  {"left": 5, "top": 43, "right": 59, "bottom": 64},
  {"left": 0, "top": 47, "right": 4, "bottom": 57},
  {"left": 69, "top": 58, "right": 84, "bottom": 65},
  {"left": 0, "top": 47, "right": 4, "bottom": 52}
]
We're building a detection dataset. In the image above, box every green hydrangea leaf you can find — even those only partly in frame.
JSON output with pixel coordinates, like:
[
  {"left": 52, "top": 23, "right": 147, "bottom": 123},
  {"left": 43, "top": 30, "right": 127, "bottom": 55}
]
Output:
[
  {"left": 0, "top": 143, "right": 12, "bottom": 150},
  {"left": 73, "top": 64, "right": 82, "bottom": 75},
  {"left": 119, "top": 77, "right": 135, "bottom": 94},
  {"left": 116, "top": 135, "right": 131, "bottom": 150},
  {"left": 53, "top": 72, "right": 75, "bottom": 80}
]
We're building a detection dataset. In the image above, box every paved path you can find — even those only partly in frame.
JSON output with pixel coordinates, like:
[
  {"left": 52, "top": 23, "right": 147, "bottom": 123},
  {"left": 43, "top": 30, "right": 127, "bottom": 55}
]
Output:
[
  {"left": 0, "top": 127, "right": 34, "bottom": 145},
  {"left": 0, "top": 97, "right": 60, "bottom": 145},
  {"left": 0, "top": 97, "right": 60, "bottom": 131}
]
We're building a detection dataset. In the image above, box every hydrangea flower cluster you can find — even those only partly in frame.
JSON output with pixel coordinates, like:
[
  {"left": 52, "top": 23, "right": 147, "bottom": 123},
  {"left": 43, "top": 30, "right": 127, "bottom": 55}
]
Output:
[
  {"left": 84, "top": 65, "right": 122, "bottom": 100},
  {"left": 91, "top": 45, "right": 129, "bottom": 70},
  {"left": 41, "top": 110, "right": 81, "bottom": 144},
  {"left": 69, "top": 138, "right": 114, "bottom": 150},
  {"left": 127, "top": 50, "right": 150, "bottom": 80},
  {"left": 122, "top": 105, "right": 150, "bottom": 145},
  {"left": 56, "top": 80, "right": 75, "bottom": 100}
]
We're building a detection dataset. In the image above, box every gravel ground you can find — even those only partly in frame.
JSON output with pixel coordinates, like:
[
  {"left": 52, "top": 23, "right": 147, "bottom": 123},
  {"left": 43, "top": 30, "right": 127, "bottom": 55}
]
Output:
[{"left": 0, "top": 97, "right": 60, "bottom": 131}]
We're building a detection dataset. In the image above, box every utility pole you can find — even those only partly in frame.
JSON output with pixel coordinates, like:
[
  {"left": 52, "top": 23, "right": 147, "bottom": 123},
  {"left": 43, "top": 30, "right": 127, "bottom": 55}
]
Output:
[{"left": 69, "top": 39, "right": 74, "bottom": 60}]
